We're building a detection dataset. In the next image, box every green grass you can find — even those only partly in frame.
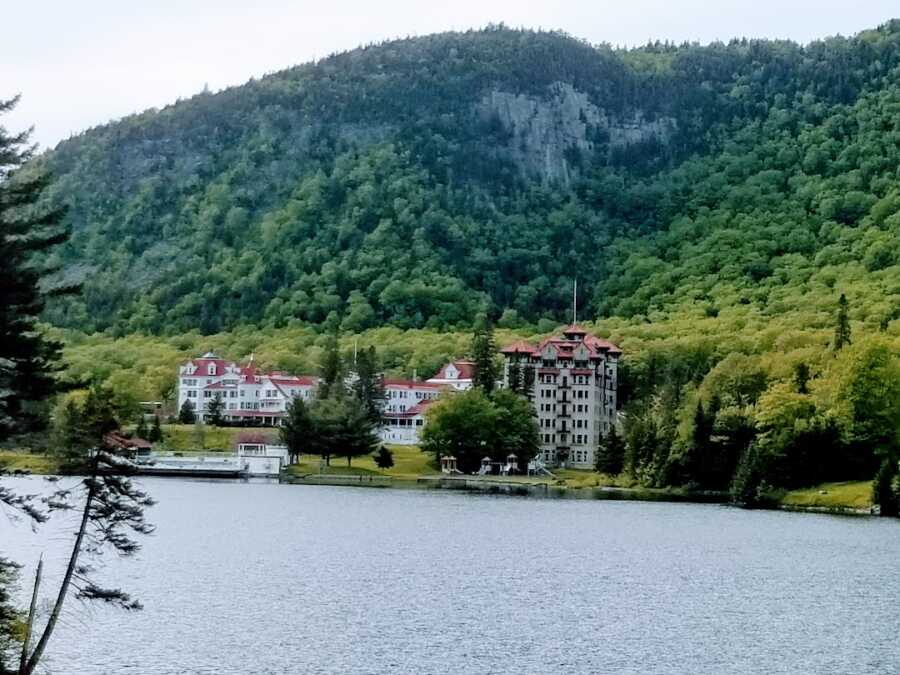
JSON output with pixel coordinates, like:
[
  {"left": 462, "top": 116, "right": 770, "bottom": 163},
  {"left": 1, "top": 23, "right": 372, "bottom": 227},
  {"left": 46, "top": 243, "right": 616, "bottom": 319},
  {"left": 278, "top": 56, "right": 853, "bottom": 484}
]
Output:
[
  {"left": 0, "top": 451, "right": 60, "bottom": 474},
  {"left": 285, "top": 444, "right": 438, "bottom": 479},
  {"left": 553, "top": 468, "right": 639, "bottom": 489},
  {"left": 156, "top": 424, "right": 277, "bottom": 452},
  {"left": 780, "top": 481, "right": 873, "bottom": 510}
]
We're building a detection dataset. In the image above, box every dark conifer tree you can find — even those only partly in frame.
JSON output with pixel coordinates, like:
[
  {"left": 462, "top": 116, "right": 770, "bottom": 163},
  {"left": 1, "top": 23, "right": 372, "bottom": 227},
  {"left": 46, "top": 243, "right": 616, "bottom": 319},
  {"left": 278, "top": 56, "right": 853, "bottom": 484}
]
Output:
[
  {"left": 280, "top": 396, "right": 315, "bottom": 464},
  {"left": 834, "top": 293, "right": 851, "bottom": 351},
  {"left": 470, "top": 320, "right": 498, "bottom": 393},
  {"left": 594, "top": 424, "right": 625, "bottom": 475},
  {"left": 352, "top": 345, "right": 385, "bottom": 424},
  {"left": 507, "top": 359, "right": 522, "bottom": 393},
  {"left": 178, "top": 399, "right": 196, "bottom": 424},
  {"left": 135, "top": 415, "right": 149, "bottom": 440},
  {"left": 318, "top": 335, "right": 344, "bottom": 399},
  {"left": 207, "top": 392, "right": 225, "bottom": 426},
  {"left": 522, "top": 364, "right": 536, "bottom": 400},
  {"left": 793, "top": 362, "right": 811, "bottom": 394},
  {"left": 0, "top": 96, "right": 74, "bottom": 440},
  {"left": 148, "top": 414, "right": 163, "bottom": 442},
  {"left": 873, "top": 459, "right": 898, "bottom": 517},
  {"left": 374, "top": 445, "right": 395, "bottom": 469}
]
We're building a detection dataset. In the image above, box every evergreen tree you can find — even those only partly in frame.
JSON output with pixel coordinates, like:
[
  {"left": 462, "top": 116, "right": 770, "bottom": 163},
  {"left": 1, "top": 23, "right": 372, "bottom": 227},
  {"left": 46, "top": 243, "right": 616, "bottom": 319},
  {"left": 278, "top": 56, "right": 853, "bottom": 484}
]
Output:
[
  {"left": 148, "top": 415, "right": 163, "bottom": 443},
  {"left": 522, "top": 364, "right": 536, "bottom": 400},
  {"left": 793, "top": 362, "right": 810, "bottom": 394},
  {"left": 731, "top": 443, "right": 765, "bottom": 508},
  {"left": 207, "top": 393, "right": 225, "bottom": 426},
  {"left": 685, "top": 400, "right": 715, "bottom": 486},
  {"left": 318, "top": 335, "right": 344, "bottom": 399},
  {"left": 872, "top": 459, "right": 898, "bottom": 517},
  {"left": 135, "top": 415, "right": 149, "bottom": 440},
  {"left": 594, "top": 424, "right": 625, "bottom": 475},
  {"left": 0, "top": 96, "right": 74, "bottom": 440},
  {"left": 507, "top": 359, "right": 522, "bottom": 393},
  {"left": 17, "top": 382, "right": 154, "bottom": 675},
  {"left": 178, "top": 399, "right": 196, "bottom": 424},
  {"left": 374, "top": 445, "right": 395, "bottom": 469},
  {"left": 352, "top": 346, "right": 385, "bottom": 424},
  {"left": 470, "top": 320, "right": 498, "bottom": 393},
  {"left": 280, "top": 397, "right": 314, "bottom": 464},
  {"left": 834, "top": 293, "right": 852, "bottom": 351},
  {"left": 311, "top": 396, "right": 379, "bottom": 467}
]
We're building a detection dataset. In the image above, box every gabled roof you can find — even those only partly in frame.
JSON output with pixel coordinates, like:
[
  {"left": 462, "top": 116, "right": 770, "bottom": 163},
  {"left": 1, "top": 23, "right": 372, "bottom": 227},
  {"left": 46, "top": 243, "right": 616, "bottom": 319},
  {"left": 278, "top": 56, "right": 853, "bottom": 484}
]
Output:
[
  {"left": 184, "top": 358, "right": 230, "bottom": 376},
  {"left": 269, "top": 376, "right": 318, "bottom": 387},
  {"left": 202, "top": 382, "right": 234, "bottom": 390},
  {"left": 499, "top": 340, "right": 541, "bottom": 356},
  {"left": 429, "top": 360, "right": 476, "bottom": 381},
  {"left": 105, "top": 431, "right": 152, "bottom": 450},
  {"left": 385, "top": 398, "right": 436, "bottom": 418},
  {"left": 584, "top": 334, "right": 623, "bottom": 356}
]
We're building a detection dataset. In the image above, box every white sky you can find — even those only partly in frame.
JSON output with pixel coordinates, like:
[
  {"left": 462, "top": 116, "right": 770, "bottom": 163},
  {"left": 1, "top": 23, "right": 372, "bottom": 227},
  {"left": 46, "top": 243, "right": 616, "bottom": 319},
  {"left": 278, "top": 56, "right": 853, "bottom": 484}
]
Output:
[{"left": 3, "top": 0, "right": 898, "bottom": 150}]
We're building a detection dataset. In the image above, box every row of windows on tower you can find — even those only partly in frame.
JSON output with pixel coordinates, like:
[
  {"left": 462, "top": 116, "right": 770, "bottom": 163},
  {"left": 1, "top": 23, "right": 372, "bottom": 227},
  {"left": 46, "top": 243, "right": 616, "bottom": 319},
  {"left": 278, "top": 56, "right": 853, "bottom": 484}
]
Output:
[{"left": 541, "top": 434, "right": 592, "bottom": 445}]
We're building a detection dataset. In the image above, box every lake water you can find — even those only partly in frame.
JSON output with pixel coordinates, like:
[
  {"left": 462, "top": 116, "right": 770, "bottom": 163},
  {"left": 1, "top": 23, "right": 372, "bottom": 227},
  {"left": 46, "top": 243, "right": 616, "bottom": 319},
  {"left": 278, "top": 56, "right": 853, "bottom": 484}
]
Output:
[{"left": 2, "top": 477, "right": 900, "bottom": 674}]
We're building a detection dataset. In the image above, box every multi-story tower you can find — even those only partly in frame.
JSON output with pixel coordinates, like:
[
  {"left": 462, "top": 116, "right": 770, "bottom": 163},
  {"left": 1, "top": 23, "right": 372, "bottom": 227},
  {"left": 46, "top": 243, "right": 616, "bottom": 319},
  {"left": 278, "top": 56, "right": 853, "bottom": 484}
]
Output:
[{"left": 500, "top": 325, "right": 620, "bottom": 468}]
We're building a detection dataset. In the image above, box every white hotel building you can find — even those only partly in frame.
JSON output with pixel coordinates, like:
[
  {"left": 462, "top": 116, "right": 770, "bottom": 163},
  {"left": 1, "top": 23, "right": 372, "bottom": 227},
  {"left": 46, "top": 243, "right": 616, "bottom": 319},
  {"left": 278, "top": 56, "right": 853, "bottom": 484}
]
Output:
[
  {"left": 177, "top": 352, "right": 317, "bottom": 425},
  {"left": 176, "top": 352, "right": 466, "bottom": 445}
]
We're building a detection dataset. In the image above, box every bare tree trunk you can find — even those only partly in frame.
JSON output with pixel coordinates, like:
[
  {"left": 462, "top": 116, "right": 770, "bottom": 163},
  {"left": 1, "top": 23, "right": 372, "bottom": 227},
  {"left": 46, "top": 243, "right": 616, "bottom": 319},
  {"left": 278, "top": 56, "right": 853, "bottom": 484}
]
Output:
[
  {"left": 17, "top": 556, "right": 42, "bottom": 675},
  {"left": 23, "top": 471, "right": 96, "bottom": 675}
]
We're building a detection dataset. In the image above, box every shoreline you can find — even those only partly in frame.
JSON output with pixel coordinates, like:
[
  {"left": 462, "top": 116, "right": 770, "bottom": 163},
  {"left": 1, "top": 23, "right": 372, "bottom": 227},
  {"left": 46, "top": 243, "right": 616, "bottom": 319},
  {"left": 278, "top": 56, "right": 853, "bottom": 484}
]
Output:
[
  {"left": 280, "top": 472, "right": 875, "bottom": 515},
  {"left": 2, "top": 450, "right": 875, "bottom": 516}
]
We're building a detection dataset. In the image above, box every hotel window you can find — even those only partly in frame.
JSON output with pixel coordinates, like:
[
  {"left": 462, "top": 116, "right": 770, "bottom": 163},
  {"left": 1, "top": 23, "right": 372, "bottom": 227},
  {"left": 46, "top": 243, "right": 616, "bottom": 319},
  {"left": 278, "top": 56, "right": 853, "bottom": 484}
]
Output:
[{"left": 207, "top": 364, "right": 216, "bottom": 375}]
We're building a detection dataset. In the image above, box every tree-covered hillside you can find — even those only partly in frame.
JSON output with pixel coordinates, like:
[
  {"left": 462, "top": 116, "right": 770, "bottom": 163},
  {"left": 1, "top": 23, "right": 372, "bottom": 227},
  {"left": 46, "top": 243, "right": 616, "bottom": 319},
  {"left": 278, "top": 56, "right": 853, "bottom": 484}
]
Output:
[{"left": 33, "top": 21, "right": 900, "bottom": 334}]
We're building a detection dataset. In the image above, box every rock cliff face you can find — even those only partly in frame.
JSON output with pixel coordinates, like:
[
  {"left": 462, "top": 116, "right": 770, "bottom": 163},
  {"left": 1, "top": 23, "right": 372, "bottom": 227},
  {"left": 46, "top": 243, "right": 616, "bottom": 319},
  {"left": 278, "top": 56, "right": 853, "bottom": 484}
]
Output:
[{"left": 478, "top": 82, "right": 675, "bottom": 184}]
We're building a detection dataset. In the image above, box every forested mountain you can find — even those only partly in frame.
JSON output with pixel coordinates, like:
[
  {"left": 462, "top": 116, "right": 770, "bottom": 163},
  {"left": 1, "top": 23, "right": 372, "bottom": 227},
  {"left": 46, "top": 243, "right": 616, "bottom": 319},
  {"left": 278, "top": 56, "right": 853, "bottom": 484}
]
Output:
[{"left": 34, "top": 21, "right": 900, "bottom": 335}]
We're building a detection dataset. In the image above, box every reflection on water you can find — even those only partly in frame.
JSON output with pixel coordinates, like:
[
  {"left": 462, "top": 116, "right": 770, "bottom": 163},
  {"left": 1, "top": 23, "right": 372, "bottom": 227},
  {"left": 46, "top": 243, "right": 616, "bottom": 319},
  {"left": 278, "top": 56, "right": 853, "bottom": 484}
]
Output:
[{"left": 3, "top": 477, "right": 900, "bottom": 674}]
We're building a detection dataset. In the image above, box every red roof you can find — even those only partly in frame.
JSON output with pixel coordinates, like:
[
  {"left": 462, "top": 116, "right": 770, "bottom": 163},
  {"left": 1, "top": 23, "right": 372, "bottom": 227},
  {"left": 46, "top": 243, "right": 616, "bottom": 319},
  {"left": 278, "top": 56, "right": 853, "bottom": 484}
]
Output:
[
  {"left": 104, "top": 431, "right": 152, "bottom": 450},
  {"left": 501, "top": 329, "right": 622, "bottom": 359},
  {"left": 429, "top": 360, "right": 476, "bottom": 381},
  {"left": 383, "top": 379, "right": 445, "bottom": 390},
  {"left": 184, "top": 358, "right": 229, "bottom": 376},
  {"left": 269, "top": 376, "right": 318, "bottom": 387},
  {"left": 181, "top": 353, "right": 321, "bottom": 383},
  {"left": 499, "top": 340, "right": 540, "bottom": 356},
  {"left": 385, "top": 399, "right": 436, "bottom": 418},
  {"left": 584, "top": 334, "right": 623, "bottom": 356}
]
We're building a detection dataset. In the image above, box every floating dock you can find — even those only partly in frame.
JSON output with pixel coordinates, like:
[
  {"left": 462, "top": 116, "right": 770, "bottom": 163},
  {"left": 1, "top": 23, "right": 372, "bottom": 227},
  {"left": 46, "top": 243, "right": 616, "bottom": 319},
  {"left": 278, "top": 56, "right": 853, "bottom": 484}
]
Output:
[{"left": 135, "top": 455, "right": 247, "bottom": 478}]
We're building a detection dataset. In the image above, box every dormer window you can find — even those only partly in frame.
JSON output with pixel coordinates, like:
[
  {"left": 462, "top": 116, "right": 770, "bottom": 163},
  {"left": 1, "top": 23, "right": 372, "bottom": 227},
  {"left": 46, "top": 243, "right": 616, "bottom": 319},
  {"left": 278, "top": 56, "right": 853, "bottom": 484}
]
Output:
[{"left": 207, "top": 364, "right": 216, "bottom": 376}]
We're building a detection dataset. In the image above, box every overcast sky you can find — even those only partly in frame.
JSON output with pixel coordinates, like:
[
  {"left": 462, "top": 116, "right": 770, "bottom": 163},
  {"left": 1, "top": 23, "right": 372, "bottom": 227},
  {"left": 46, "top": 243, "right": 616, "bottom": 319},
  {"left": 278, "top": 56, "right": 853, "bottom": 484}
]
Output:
[{"left": 3, "top": 0, "right": 898, "bottom": 150}]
